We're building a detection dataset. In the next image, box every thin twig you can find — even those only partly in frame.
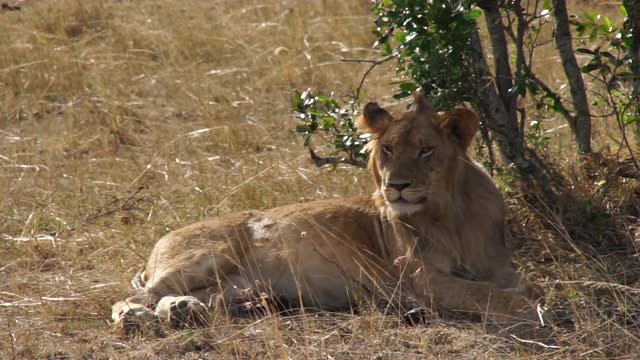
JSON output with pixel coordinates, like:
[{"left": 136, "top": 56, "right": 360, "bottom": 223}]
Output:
[
  {"left": 212, "top": 165, "right": 274, "bottom": 211},
  {"left": 510, "top": 334, "right": 562, "bottom": 349},
  {"left": 341, "top": 54, "right": 394, "bottom": 107},
  {"left": 340, "top": 55, "right": 394, "bottom": 64},
  {"left": 312, "top": 248, "right": 374, "bottom": 299},
  {"left": 0, "top": 60, "right": 44, "bottom": 73},
  {"left": 556, "top": 280, "right": 640, "bottom": 294},
  {"left": 7, "top": 316, "right": 15, "bottom": 360},
  {"left": 308, "top": 148, "right": 367, "bottom": 169},
  {"left": 82, "top": 186, "right": 148, "bottom": 225},
  {"left": 601, "top": 70, "right": 640, "bottom": 173},
  {"left": 525, "top": 66, "right": 575, "bottom": 124}
]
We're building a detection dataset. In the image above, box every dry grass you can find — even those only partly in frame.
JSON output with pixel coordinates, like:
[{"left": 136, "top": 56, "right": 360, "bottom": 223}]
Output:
[{"left": 1, "top": 0, "right": 639, "bottom": 358}]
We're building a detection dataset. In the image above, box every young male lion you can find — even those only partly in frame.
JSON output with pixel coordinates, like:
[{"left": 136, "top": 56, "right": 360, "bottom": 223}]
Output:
[{"left": 112, "top": 93, "right": 543, "bottom": 335}]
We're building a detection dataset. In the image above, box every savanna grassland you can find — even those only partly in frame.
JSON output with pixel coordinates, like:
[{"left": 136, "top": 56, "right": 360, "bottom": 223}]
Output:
[{"left": 1, "top": 0, "right": 640, "bottom": 358}]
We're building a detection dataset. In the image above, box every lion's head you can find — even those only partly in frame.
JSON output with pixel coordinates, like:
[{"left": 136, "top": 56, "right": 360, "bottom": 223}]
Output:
[{"left": 358, "top": 92, "right": 479, "bottom": 216}]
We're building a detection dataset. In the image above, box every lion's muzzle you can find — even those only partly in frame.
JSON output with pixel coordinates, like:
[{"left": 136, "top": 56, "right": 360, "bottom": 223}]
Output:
[{"left": 383, "top": 181, "right": 428, "bottom": 215}]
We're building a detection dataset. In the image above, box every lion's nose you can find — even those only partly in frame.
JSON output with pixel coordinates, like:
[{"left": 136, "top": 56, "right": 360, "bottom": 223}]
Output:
[{"left": 387, "top": 180, "right": 412, "bottom": 191}]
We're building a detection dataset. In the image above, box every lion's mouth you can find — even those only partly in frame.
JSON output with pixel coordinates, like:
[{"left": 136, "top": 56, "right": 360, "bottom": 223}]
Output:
[
  {"left": 385, "top": 191, "right": 427, "bottom": 205},
  {"left": 392, "top": 197, "right": 424, "bottom": 205},
  {"left": 387, "top": 198, "right": 425, "bottom": 215},
  {"left": 382, "top": 183, "right": 429, "bottom": 208},
  {"left": 383, "top": 190, "right": 427, "bottom": 215}
]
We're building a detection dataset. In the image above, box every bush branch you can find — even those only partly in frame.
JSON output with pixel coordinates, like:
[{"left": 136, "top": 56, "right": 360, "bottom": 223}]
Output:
[
  {"left": 341, "top": 55, "right": 394, "bottom": 104},
  {"left": 308, "top": 148, "right": 367, "bottom": 169}
]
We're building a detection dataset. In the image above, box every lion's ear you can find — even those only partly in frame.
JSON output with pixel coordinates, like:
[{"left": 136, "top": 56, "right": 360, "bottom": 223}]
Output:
[
  {"left": 358, "top": 102, "right": 392, "bottom": 135},
  {"left": 413, "top": 91, "right": 433, "bottom": 116},
  {"left": 436, "top": 108, "right": 479, "bottom": 149}
]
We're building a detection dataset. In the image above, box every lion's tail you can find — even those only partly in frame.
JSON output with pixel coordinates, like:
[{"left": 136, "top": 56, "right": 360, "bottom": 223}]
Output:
[{"left": 131, "top": 268, "right": 146, "bottom": 290}]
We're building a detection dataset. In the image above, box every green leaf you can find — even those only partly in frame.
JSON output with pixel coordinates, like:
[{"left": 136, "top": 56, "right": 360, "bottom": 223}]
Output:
[
  {"left": 382, "top": 41, "right": 392, "bottom": 56},
  {"left": 576, "top": 48, "right": 595, "bottom": 55},
  {"left": 292, "top": 92, "right": 305, "bottom": 112},
  {"left": 467, "top": 9, "right": 482, "bottom": 21},
  {"left": 542, "top": 0, "right": 551, "bottom": 11},
  {"left": 623, "top": 114, "right": 640, "bottom": 125},
  {"left": 392, "top": 91, "right": 411, "bottom": 100},
  {"left": 572, "top": 21, "right": 589, "bottom": 36},
  {"left": 316, "top": 94, "right": 330, "bottom": 104},
  {"left": 580, "top": 63, "right": 600, "bottom": 73},
  {"left": 585, "top": 11, "right": 599, "bottom": 23},
  {"left": 603, "top": 16, "right": 612, "bottom": 32},
  {"left": 599, "top": 51, "right": 615, "bottom": 60},
  {"left": 616, "top": 71, "right": 632, "bottom": 78},
  {"left": 321, "top": 117, "right": 336, "bottom": 129},
  {"left": 394, "top": 32, "right": 407, "bottom": 43},
  {"left": 399, "top": 82, "right": 417, "bottom": 92},
  {"left": 619, "top": 5, "right": 627, "bottom": 17}
]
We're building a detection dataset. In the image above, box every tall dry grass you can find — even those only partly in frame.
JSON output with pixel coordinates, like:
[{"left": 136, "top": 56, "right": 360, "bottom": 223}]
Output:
[{"left": 1, "top": 0, "right": 639, "bottom": 358}]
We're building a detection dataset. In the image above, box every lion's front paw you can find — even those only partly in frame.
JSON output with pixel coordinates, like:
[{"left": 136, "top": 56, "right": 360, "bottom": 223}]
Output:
[
  {"left": 492, "top": 296, "right": 542, "bottom": 323},
  {"left": 497, "top": 309, "right": 553, "bottom": 343},
  {"left": 112, "top": 301, "right": 164, "bottom": 337},
  {"left": 504, "top": 279, "right": 545, "bottom": 302},
  {"left": 156, "top": 296, "right": 209, "bottom": 329},
  {"left": 487, "top": 296, "right": 554, "bottom": 341}
]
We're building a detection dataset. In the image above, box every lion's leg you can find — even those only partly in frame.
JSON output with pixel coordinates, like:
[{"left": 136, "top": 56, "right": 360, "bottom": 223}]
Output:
[
  {"left": 215, "top": 282, "right": 290, "bottom": 317},
  {"left": 112, "top": 250, "right": 240, "bottom": 334},
  {"left": 113, "top": 289, "right": 216, "bottom": 335},
  {"left": 154, "top": 295, "right": 209, "bottom": 328},
  {"left": 112, "top": 293, "right": 164, "bottom": 337},
  {"left": 420, "top": 272, "right": 551, "bottom": 340},
  {"left": 116, "top": 285, "right": 257, "bottom": 333},
  {"left": 144, "top": 264, "right": 287, "bottom": 324},
  {"left": 415, "top": 270, "right": 540, "bottom": 326},
  {"left": 491, "top": 268, "right": 545, "bottom": 301},
  {"left": 140, "top": 259, "right": 235, "bottom": 329},
  {"left": 113, "top": 293, "right": 210, "bottom": 335}
]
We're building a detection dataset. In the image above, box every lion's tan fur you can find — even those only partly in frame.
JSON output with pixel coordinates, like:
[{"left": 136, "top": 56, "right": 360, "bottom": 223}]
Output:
[{"left": 112, "top": 93, "right": 542, "bottom": 333}]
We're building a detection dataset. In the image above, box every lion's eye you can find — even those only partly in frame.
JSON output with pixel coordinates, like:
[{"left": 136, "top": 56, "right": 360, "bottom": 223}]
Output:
[
  {"left": 419, "top": 146, "right": 434, "bottom": 158},
  {"left": 382, "top": 144, "right": 393, "bottom": 156}
]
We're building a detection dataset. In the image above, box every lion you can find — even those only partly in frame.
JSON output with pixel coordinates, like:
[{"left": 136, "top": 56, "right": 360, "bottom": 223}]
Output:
[{"left": 112, "top": 92, "right": 543, "bottom": 336}]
